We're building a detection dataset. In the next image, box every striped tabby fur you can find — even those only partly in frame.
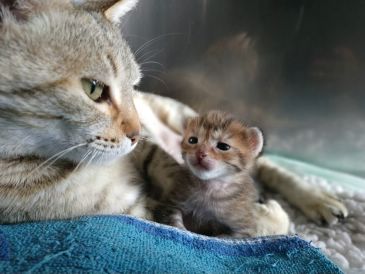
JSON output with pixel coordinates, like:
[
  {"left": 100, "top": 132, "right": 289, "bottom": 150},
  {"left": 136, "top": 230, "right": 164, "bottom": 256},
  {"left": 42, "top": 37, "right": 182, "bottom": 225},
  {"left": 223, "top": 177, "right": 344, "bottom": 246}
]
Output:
[{"left": 0, "top": 0, "right": 347, "bottom": 232}]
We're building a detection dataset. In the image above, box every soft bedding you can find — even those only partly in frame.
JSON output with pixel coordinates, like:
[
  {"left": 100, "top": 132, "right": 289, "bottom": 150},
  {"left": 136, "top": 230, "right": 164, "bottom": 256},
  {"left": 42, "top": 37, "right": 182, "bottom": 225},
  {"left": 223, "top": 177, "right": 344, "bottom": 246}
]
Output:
[
  {"left": 0, "top": 155, "right": 361, "bottom": 273},
  {"left": 0, "top": 215, "right": 341, "bottom": 273}
]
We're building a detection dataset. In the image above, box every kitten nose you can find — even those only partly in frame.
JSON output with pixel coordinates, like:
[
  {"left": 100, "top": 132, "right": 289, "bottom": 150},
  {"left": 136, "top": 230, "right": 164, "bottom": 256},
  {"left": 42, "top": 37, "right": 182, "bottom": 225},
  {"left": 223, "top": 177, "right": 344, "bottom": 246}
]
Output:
[{"left": 196, "top": 150, "right": 207, "bottom": 160}]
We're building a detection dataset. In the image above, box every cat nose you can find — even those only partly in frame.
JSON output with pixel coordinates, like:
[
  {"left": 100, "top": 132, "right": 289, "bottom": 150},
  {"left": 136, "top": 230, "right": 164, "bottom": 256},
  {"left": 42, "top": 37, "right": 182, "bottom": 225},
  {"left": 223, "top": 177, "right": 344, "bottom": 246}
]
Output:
[
  {"left": 121, "top": 117, "right": 141, "bottom": 146},
  {"left": 126, "top": 131, "right": 139, "bottom": 145}
]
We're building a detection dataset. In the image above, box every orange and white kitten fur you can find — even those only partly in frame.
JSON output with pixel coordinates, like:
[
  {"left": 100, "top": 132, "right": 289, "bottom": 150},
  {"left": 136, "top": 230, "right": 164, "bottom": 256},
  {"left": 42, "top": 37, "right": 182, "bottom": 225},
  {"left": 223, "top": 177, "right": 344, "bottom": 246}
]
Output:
[
  {"left": 153, "top": 111, "right": 290, "bottom": 237},
  {"left": 0, "top": 0, "right": 347, "bottom": 227}
]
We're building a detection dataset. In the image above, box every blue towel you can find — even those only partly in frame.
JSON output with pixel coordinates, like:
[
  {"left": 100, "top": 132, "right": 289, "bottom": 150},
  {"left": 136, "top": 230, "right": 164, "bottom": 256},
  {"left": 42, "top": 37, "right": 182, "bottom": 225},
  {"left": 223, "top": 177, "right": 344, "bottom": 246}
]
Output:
[{"left": 0, "top": 215, "right": 342, "bottom": 273}]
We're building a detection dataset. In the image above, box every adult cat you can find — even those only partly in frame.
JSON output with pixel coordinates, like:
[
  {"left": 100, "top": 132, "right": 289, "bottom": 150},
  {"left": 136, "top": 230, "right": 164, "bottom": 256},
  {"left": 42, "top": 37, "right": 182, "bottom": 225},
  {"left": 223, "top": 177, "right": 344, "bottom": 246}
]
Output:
[{"left": 0, "top": 0, "right": 347, "bottom": 228}]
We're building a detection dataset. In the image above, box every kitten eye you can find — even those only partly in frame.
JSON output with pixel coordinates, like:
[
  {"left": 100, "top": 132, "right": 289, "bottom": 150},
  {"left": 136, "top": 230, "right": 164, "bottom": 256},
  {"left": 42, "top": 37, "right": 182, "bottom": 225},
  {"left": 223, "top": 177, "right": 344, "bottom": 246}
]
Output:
[
  {"left": 217, "top": 142, "right": 231, "bottom": 151},
  {"left": 81, "top": 78, "right": 109, "bottom": 102},
  {"left": 188, "top": 137, "right": 198, "bottom": 144}
]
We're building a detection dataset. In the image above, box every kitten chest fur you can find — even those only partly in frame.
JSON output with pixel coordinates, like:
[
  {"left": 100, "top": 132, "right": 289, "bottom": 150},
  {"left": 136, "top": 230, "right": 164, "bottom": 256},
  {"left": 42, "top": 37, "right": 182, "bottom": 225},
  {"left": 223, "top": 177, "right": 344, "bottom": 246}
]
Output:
[{"left": 173, "top": 172, "right": 257, "bottom": 231}]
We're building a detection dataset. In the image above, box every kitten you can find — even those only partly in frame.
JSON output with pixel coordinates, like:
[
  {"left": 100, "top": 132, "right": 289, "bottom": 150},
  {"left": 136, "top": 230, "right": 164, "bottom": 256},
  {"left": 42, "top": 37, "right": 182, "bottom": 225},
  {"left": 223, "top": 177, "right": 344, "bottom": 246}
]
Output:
[{"left": 154, "top": 111, "right": 265, "bottom": 238}]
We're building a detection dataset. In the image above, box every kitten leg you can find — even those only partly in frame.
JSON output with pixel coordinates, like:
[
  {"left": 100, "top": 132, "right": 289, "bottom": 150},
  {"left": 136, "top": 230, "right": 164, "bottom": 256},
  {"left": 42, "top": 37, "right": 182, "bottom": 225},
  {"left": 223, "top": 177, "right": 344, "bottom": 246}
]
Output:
[
  {"left": 128, "top": 197, "right": 153, "bottom": 220},
  {"left": 256, "top": 157, "right": 348, "bottom": 225},
  {"left": 217, "top": 230, "right": 253, "bottom": 239},
  {"left": 169, "top": 209, "right": 187, "bottom": 231},
  {"left": 154, "top": 204, "right": 187, "bottom": 231},
  {"left": 253, "top": 200, "right": 290, "bottom": 236}
]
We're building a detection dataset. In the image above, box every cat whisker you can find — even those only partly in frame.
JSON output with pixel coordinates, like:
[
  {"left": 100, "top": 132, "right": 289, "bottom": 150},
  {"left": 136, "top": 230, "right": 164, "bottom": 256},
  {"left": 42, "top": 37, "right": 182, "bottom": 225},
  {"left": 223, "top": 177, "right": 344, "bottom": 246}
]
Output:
[
  {"left": 140, "top": 69, "right": 165, "bottom": 74},
  {"left": 140, "top": 52, "right": 165, "bottom": 65},
  {"left": 138, "top": 61, "right": 165, "bottom": 70},
  {"left": 141, "top": 74, "right": 168, "bottom": 90},
  {"left": 139, "top": 135, "right": 151, "bottom": 141},
  {"left": 29, "top": 143, "right": 87, "bottom": 176},
  {"left": 138, "top": 138, "right": 152, "bottom": 143},
  {"left": 137, "top": 49, "right": 164, "bottom": 63},
  {"left": 13, "top": 135, "right": 32, "bottom": 152},
  {"left": 73, "top": 149, "right": 93, "bottom": 174},
  {"left": 94, "top": 150, "right": 105, "bottom": 166},
  {"left": 134, "top": 33, "right": 182, "bottom": 58},
  {"left": 84, "top": 149, "right": 98, "bottom": 170}
]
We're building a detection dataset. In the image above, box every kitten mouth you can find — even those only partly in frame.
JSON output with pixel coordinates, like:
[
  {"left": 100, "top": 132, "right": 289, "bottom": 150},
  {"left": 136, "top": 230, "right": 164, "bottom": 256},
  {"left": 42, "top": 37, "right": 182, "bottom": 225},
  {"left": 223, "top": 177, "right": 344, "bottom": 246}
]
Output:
[{"left": 193, "top": 160, "right": 211, "bottom": 171}]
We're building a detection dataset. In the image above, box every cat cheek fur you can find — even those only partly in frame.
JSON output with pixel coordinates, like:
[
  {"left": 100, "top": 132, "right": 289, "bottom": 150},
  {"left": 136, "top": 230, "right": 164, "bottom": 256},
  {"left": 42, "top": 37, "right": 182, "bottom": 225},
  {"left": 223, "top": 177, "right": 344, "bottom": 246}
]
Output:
[{"left": 0, "top": 0, "right": 142, "bottom": 164}]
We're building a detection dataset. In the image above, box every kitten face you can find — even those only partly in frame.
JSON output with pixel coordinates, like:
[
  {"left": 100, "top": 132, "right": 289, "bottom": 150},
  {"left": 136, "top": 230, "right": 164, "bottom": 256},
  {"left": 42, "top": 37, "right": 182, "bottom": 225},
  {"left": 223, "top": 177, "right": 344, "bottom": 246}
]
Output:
[
  {"left": 0, "top": 1, "right": 141, "bottom": 164},
  {"left": 181, "top": 111, "right": 263, "bottom": 180}
]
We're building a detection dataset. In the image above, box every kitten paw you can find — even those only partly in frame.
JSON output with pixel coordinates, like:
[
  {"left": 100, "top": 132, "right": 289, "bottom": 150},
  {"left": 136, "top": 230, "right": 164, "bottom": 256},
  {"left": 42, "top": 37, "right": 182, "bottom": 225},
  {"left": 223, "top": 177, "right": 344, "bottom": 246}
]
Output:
[
  {"left": 254, "top": 200, "right": 290, "bottom": 236},
  {"left": 298, "top": 191, "right": 348, "bottom": 225}
]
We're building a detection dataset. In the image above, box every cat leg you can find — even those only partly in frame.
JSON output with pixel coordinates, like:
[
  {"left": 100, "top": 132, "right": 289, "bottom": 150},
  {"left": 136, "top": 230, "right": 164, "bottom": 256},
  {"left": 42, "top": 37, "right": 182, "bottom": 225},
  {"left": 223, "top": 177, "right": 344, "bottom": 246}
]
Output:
[
  {"left": 134, "top": 91, "right": 197, "bottom": 134},
  {"left": 253, "top": 200, "right": 290, "bottom": 236},
  {"left": 256, "top": 157, "right": 348, "bottom": 225}
]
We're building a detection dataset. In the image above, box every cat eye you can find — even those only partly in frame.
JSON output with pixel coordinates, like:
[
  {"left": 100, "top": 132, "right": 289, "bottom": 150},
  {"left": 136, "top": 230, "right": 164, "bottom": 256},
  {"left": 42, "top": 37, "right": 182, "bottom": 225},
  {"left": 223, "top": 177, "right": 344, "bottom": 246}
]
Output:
[
  {"left": 81, "top": 78, "right": 108, "bottom": 102},
  {"left": 188, "top": 137, "right": 198, "bottom": 144},
  {"left": 217, "top": 142, "right": 231, "bottom": 151}
]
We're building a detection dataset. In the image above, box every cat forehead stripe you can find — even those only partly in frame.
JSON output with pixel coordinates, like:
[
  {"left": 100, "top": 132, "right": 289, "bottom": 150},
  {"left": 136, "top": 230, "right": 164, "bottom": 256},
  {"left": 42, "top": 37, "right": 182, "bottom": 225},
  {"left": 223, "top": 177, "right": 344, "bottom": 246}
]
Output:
[{"left": 106, "top": 54, "right": 118, "bottom": 77}]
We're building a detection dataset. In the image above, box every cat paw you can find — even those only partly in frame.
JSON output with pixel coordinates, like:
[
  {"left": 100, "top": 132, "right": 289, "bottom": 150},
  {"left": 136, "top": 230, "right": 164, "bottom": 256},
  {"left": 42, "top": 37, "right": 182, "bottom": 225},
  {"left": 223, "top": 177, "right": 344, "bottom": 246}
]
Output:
[
  {"left": 158, "top": 129, "right": 183, "bottom": 164},
  {"left": 298, "top": 191, "right": 348, "bottom": 225}
]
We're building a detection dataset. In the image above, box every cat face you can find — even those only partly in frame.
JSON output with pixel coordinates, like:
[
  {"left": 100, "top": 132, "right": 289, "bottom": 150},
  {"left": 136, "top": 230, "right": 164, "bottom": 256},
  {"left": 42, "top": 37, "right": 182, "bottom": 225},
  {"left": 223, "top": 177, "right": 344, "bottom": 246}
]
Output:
[
  {"left": 0, "top": 0, "right": 141, "bottom": 164},
  {"left": 181, "top": 111, "right": 263, "bottom": 180}
]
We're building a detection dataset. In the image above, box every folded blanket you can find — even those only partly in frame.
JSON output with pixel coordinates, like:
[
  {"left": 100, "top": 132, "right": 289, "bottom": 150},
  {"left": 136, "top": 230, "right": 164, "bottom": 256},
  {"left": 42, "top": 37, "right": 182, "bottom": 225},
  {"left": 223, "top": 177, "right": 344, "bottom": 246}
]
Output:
[{"left": 0, "top": 215, "right": 341, "bottom": 273}]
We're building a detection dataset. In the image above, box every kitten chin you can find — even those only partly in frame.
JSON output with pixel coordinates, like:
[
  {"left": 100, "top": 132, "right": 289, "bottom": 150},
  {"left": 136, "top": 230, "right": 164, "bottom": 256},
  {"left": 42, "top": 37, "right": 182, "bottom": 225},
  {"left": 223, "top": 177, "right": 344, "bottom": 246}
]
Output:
[{"left": 184, "top": 154, "right": 230, "bottom": 181}]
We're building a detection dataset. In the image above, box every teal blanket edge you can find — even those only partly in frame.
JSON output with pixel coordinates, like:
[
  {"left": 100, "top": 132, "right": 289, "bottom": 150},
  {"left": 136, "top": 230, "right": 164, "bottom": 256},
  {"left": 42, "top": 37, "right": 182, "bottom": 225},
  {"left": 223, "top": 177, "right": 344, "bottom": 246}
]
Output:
[{"left": 0, "top": 215, "right": 342, "bottom": 273}]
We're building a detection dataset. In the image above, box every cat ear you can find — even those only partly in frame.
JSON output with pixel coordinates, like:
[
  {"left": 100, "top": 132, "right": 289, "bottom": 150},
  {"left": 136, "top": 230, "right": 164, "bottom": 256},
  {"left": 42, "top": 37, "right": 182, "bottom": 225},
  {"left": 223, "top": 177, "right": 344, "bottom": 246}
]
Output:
[
  {"left": 0, "top": 0, "right": 35, "bottom": 22},
  {"left": 104, "top": 0, "right": 138, "bottom": 23},
  {"left": 247, "top": 127, "right": 264, "bottom": 158},
  {"left": 72, "top": 0, "right": 138, "bottom": 23},
  {"left": 0, "top": 0, "right": 70, "bottom": 23}
]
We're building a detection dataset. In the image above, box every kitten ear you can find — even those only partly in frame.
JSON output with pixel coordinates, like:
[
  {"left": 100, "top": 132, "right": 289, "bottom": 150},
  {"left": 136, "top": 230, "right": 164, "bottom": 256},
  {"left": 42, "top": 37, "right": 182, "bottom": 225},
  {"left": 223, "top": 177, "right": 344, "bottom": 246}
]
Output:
[
  {"left": 73, "top": 0, "right": 138, "bottom": 23},
  {"left": 247, "top": 127, "right": 264, "bottom": 158}
]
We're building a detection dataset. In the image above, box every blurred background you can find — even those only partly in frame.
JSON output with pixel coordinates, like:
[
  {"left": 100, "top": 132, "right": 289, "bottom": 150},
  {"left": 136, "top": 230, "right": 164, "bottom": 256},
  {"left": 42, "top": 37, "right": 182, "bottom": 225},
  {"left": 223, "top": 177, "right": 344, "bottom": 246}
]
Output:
[{"left": 122, "top": 0, "right": 365, "bottom": 178}]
